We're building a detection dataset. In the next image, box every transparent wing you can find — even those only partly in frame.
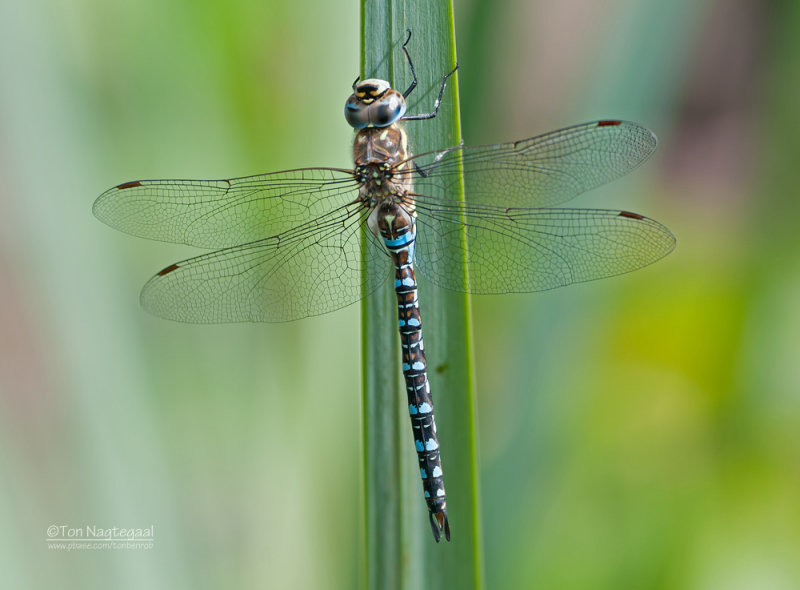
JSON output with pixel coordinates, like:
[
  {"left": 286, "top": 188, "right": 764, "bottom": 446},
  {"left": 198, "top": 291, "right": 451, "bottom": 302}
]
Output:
[
  {"left": 93, "top": 168, "right": 359, "bottom": 249},
  {"left": 398, "top": 120, "right": 671, "bottom": 292},
  {"left": 139, "top": 204, "right": 390, "bottom": 323},
  {"left": 413, "top": 199, "right": 675, "bottom": 293},
  {"left": 405, "top": 120, "right": 658, "bottom": 209}
]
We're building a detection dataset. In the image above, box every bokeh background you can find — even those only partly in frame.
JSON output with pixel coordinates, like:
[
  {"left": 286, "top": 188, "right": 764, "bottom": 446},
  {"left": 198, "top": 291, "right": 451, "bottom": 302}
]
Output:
[{"left": 2, "top": 0, "right": 799, "bottom": 588}]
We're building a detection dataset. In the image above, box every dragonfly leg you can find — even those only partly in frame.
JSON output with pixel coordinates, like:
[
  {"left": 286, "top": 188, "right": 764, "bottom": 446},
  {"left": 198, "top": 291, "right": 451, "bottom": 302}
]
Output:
[
  {"left": 413, "top": 141, "right": 465, "bottom": 178},
  {"left": 401, "top": 30, "right": 417, "bottom": 98},
  {"left": 400, "top": 29, "right": 458, "bottom": 120}
]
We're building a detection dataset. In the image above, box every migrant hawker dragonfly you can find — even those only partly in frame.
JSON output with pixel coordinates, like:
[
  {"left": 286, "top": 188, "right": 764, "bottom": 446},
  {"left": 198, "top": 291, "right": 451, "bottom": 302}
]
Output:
[{"left": 94, "top": 32, "right": 675, "bottom": 542}]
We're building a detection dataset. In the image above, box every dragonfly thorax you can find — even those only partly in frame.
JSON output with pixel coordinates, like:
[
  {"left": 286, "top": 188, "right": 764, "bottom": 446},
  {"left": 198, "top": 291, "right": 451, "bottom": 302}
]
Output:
[
  {"left": 353, "top": 126, "right": 410, "bottom": 169},
  {"left": 345, "top": 78, "right": 407, "bottom": 129},
  {"left": 354, "top": 126, "right": 413, "bottom": 210}
]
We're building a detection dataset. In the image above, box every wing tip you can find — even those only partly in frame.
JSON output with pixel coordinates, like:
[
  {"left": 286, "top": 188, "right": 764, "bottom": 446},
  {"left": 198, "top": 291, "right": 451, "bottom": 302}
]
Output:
[
  {"left": 596, "top": 119, "right": 658, "bottom": 150},
  {"left": 93, "top": 181, "right": 143, "bottom": 222}
]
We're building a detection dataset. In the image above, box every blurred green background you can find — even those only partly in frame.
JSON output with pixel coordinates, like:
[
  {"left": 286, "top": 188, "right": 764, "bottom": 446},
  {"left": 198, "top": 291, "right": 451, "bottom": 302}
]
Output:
[{"left": 2, "top": 0, "right": 799, "bottom": 588}]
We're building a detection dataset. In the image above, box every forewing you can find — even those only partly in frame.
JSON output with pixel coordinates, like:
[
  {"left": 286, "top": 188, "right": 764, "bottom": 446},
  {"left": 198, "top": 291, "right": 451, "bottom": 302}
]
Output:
[
  {"left": 139, "top": 204, "right": 390, "bottom": 322},
  {"left": 407, "top": 120, "right": 657, "bottom": 209},
  {"left": 93, "top": 168, "right": 359, "bottom": 249}
]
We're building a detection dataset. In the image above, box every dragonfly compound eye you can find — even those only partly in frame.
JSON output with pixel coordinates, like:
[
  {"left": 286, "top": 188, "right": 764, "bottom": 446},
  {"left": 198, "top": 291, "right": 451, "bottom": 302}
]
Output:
[
  {"left": 370, "top": 90, "right": 407, "bottom": 127},
  {"left": 345, "top": 96, "right": 370, "bottom": 129},
  {"left": 345, "top": 79, "right": 407, "bottom": 129}
]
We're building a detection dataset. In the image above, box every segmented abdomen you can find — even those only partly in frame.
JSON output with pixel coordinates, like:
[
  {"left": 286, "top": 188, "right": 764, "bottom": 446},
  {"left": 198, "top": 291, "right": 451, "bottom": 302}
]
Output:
[{"left": 379, "top": 210, "right": 449, "bottom": 541}]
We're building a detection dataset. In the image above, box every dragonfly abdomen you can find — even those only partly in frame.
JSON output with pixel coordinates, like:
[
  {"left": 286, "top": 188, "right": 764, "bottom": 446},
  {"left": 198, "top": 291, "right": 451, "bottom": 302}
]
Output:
[{"left": 376, "top": 202, "right": 450, "bottom": 542}]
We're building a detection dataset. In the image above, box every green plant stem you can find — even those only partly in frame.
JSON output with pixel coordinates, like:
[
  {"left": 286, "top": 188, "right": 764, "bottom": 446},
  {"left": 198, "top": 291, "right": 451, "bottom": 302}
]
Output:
[{"left": 360, "top": 1, "right": 483, "bottom": 589}]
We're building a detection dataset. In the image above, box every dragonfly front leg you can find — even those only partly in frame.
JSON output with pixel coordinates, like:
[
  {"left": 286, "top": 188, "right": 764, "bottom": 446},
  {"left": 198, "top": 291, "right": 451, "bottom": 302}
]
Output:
[
  {"left": 412, "top": 141, "right": 465, "bottom": 178},
  {"left": 400, "top": 30, "right": 458, "bottom": 121}
]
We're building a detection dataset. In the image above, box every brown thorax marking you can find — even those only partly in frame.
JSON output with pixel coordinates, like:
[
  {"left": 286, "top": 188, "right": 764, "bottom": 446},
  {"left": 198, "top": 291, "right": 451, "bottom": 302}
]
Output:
[{"left": 355, "top": 125, "right": 414, "bottom": 209}]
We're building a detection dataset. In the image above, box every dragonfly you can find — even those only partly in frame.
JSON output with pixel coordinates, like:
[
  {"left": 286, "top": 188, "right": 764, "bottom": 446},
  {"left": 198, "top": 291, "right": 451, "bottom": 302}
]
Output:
[{"left": 94, "top": 31, "right": 675, "bottom": 542}]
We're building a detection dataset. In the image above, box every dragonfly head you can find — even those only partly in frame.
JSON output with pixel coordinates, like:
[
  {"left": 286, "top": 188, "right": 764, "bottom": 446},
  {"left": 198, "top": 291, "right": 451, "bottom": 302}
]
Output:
[{"left": 345, "top": 78, "right": 407, "bottom": 130}]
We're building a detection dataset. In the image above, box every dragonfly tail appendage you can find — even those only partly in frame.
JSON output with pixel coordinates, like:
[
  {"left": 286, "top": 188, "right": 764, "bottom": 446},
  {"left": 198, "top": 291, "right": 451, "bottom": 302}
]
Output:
[{"left": 429, "top": 510, "right": 451, "bottom": 543}]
